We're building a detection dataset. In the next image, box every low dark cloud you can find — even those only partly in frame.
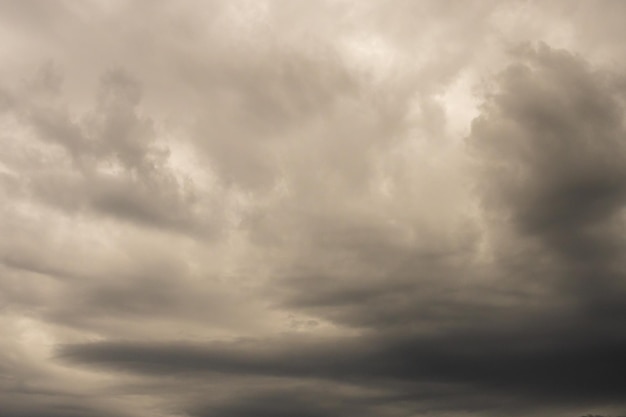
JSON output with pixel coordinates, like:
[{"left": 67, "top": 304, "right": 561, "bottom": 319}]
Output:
[{"left": 58, "top": 321, "right": 626, "bottom": 409}]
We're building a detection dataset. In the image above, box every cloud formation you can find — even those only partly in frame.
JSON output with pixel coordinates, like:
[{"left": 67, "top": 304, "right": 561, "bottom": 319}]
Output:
[{"left": 2, "top": 1, "right": 626, "bottom": 417}]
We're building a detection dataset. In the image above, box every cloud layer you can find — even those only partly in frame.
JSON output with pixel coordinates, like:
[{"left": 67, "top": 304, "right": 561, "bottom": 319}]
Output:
[{"left": 2, "top": 1, "right": 626, "bottom": 416}]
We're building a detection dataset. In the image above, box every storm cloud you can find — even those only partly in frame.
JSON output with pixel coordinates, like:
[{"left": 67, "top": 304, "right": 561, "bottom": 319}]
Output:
[{"left": 2, "top": 1, "right": 626, "bottom": 417}]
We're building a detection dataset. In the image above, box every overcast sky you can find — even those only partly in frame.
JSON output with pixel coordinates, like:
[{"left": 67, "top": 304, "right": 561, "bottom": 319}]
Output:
[{"left": 2, "top": 1, "right": 626, "bottom": 416}]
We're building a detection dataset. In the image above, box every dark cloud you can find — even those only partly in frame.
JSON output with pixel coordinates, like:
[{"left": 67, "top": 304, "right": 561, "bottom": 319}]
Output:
[
  {"left": 188, "top": 388, "right": 378, "bottom": 417},
  {"left": 3, "top": 2, "right": 626, "bottom": 417},
  {"left": 53, "top": 43, "right": 626, "bottom": 416},
  {"left": 57, "top": 320, "right": 626, "bottom": 406},
  {"left": 470, "top": 45, "right": 626, "bottom": 243},
  {"left": 469, "top": 43, "right": 626, "bottom": 322}
]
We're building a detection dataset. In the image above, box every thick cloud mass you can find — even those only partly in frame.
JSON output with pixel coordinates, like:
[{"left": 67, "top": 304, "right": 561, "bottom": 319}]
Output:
[{"left": 2, "top": 1, "right": 626, "bottom": 417}]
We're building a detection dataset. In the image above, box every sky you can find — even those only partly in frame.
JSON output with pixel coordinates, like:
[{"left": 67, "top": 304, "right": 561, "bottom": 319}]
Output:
[{"left": 1, "top": 1, "right": 626, "bottom": 416}]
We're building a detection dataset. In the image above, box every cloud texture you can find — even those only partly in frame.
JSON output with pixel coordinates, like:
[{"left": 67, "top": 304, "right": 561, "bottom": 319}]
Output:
[{"left": 2, "top": 1, "right": 626, "bottom": 416}]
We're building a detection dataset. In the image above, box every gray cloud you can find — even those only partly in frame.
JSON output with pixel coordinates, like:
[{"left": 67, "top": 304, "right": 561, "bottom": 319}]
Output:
[
  {"left": 2, "top": 2, "right": 626, "bottom": 417},
  {"left": 1, "top": 65, "right": 217, "bottom": 236},
  {"left": 57, "top": 320, "right": 626, "bottom": 407},
  {"left": 469, "top": 43, "right": 626, "bottom": 324}
]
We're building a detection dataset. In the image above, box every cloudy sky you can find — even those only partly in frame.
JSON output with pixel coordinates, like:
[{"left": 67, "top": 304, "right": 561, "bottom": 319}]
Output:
[{"left": 2, "top": 1, "right": 626, "bottom": 416}]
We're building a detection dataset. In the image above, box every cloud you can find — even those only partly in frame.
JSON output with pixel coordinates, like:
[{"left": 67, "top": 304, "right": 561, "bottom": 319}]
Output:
[
  {"left": 56, "top": 42, "right": 626, "bottom": 416},
  {"left": 2, "top": 2, "right": 626, "bottom": 417},
  {"left": 0, "top": 64, "right": 221, "bottom": 237},
  {"left": 57, "top": 322, "right": 626, "bottom": 407},
  {"left": 469, "top": 43, "right": 626, "bottom": 322}
]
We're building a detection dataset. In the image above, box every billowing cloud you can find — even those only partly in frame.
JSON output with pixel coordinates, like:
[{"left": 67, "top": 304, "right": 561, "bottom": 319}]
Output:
[{"left": 2, "top": 1, "right": 626, "bottom": 417}]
